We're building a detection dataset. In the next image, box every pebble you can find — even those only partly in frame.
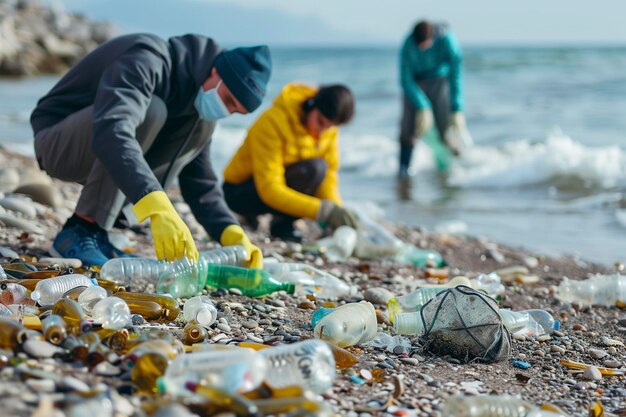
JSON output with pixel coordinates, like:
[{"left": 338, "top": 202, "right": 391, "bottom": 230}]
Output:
[
  {"left": 588, "top": 349, "right": 608, "bottom": 359},
  {"left": 582, "top": 366, "right": 602, "bottom": 381},
  {"left": 602, "top": 360, "right": 622, "bottom": 368},
  {"left": 0, "top": 246, "right": 19, "bottom": 259},
  {"left": 94, "top": 362, "right": 121, "bottom": 376},
  {"left": 61, "top": 376, "right": 90, "bottom": 392},
  {"left": 26, "top": 379, "right": 55, "bottom": 393},
  {"left": 23, "top": 339, "right": 62, "bottom": 358},
  {"left": 298, "top": 300, "right": 316, "bottom": 310},
  {"left": 572, "top": 323, "right": 587, "bottom": 332},
  {"left": 216, "top": 323, "right": 231, "bottom": 332},
  {"left": 228, "top": 288, "right": 243, "bottom": 296},
  {"left": 550, "top": 345, "right": 565, "bottom": 354},
  {"left": 512, "top": 334, "right": 526, "bottom": 341},
  {"left": 0, "top": 196, "right": 37, "bottom": 218},
  {"left": 601, "top": 336, "right": 624, "bottom": 347},
  {"left": 38, "top": 257, "right": 82, "bottom": 269},
  {"left": 242, "top": 320, "right": 258, "bottom": 330},
  {"left": 399, "top": 357, "right": 419, "bottom": 366},
  {"left": 363, "top": 287, "right": 395, "bottom": 305},
  {"left": 537, "top": 335, "right": 552, "bottom": 342}
]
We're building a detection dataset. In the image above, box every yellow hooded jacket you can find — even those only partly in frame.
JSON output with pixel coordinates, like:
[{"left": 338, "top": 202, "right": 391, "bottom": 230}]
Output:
[{"left": 223, "top": 83, "right": 342, "bottom": 219}]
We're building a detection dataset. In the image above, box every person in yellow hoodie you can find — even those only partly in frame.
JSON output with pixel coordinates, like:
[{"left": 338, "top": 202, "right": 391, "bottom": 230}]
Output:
[{"left": 223, "top": 83, "right": 358, "bottom": 241}]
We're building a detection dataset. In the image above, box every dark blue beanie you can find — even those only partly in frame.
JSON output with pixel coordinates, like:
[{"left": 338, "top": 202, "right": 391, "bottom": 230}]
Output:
[{"left": 214, "top": 45, "right": 272, "bottom": 113}]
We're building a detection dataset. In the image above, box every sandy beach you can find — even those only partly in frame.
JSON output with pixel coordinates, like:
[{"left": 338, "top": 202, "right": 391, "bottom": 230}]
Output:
[{"left": 0, "top": 146, "right": 624, "bottom": 417}]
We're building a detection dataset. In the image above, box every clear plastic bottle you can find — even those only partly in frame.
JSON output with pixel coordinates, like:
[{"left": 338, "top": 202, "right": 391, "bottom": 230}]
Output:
[
  {"left": 91, "top": 296, "right": 130, "bottom": 329},
  {"left": 263, "top": 262, "right": 356, "bottom": 299},
  {"left": 156, "top": 347, "right": 267, "bottom": 395},
  {"left": 313, "top": 301, "right": 378, "bottom": 348},
  {"left": 353, "top": 213, "right": 404, "bottom": 259},
  {"left": 395, "top": 244, "right": 444, "bottom": 268},
  {"left": 473, "top": 273, "right": 505, "bottom": 297},
  {"left": 157, "top": 264, "right": 295, "bottom": 299},
  {"left": 183, "top": 295, "right": 217, "bottom": 327},
  {"left": 443, "top": 395, "right": 566, "bottom": 417},
  {"left": 77, "top": 285, "right": 108, "bottom": 313},
  {"left": 499, "top": 309, "right": 558, "bottom": 337},
  {"left": 0, "top": 303, "right": 12, "bottom": 316},
  {"left": 0, "top": 265, "right": 6, "bottom": 281},
  {"left": 30, "top": 274, "right": 94, "bottom": 307},
  {"left": 393, "top": 312, "right": 425, "bottom": 335},
  {"left": 0, "top": 282, "right": 29, "bottom": 305},
  {"left": 260, "top": 339, "right": 335, "bottom": 394},
  {"left": 387, "top": 287, "right": 445, "bottom": 323},
  {"left": 557, "top": 275, "right": 626, "bottom": 307},
  {"left": 99, "top": 246, "right": 248, "bottom": 286}
]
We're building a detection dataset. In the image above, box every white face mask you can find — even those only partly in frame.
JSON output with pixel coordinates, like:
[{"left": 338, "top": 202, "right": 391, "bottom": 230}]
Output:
[{"left": 194, "top": 81, "right": 231, "bottom": 121}]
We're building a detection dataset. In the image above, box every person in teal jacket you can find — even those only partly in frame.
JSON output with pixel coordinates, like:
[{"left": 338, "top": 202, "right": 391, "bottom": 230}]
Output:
[{"left": 398, "top": 20, "right": 465, "bottom": 178}]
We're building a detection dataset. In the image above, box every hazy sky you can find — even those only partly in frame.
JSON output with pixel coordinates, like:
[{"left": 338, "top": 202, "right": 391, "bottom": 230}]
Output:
[{"left": 62, "top": 0, "right": 626, "bottom": 46}]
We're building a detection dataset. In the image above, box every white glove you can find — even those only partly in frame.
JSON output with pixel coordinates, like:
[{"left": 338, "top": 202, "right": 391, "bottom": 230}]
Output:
[
  {"left": 445, "top": 112, "right": 473, "bottom": 155},
  {"left": 414, "top": 108, "right": 434, "bottom": 138}
]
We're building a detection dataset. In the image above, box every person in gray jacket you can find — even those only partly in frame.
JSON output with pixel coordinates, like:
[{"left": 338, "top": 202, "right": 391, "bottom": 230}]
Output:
[{"left": 30, "top": 33, "right": 271, "bottom": 267}]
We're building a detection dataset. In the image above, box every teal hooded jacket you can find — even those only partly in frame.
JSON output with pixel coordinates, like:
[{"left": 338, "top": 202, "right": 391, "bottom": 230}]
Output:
[{"left": 400, "top": 24, "right": 463, "bottom": 111}]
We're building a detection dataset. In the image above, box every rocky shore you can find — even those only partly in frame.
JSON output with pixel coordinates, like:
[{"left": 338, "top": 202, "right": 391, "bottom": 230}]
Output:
[
  {"left": 0, "top": 0, "right": 115, "bottom": 76},
  {"left": 0, "top": 146, "right": 625, "bottom": 417}
]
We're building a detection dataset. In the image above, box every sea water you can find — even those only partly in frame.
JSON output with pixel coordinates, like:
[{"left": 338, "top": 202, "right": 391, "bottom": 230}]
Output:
[{"left": 1, "top": 46, "right": 625, "bottom": 263}]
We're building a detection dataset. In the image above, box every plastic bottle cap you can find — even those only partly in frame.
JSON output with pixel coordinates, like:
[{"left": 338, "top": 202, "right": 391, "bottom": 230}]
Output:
[{"left": 30, "top": 291, "right": 40, "bottom": 301}]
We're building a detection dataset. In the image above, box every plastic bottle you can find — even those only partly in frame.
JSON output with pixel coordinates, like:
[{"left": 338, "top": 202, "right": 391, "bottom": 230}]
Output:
[
  {"left": 311, "top": 307, "right": 335, "bottom": 328},
  {"left": 157, "top": 264, "right": 295, "bottom": 299},
  {"left": 116, "top": 292, "right": 179, "bottom": 322},
  {"left": 132, "top": 351, "right": 169, "bottom": 394},
  {"left": 443, "top": 395, "right": 566, "bottom": 417},
  {"left": 125, "top": 299, "right": 167, "bottom": 321},
  {"left": 157, "top": 347, "right": 267, "bottom": 395},
  {"left": 0, "top": 265, "right": 6, "bottom": 281},
  {"left": 124, "top": 339, "right": 180, "bottom": 367},
  {"left": 352, "top": 212, "right": 404, "bottom": 259},
  {"left": 393, "top": 312, "right": 425, "bottom": 336},
  {"left": 182, "top": 321, "right": 208, "bottom": 345},
  {"left": 91, "top": 297, "right": 130, "bottom": 329},
  {"left": 321, "top": 226, "right": 358, "bottom": 261},
  {"left": 77, "top": 286, "right": 108, "bottom": 313},
  {"left": 387, "top": 287, "right": 445, "bottom": 323},
  {"left": 260, "top": 340, "right": 335, "bottom": 394},
  {"left": 499, "top": 309, "right": 558, "bottom": 337},
  {"left": 473, "top": 273, "right": 505, "bottom": 297},
  {"left": 100, "top": 246, "right": 249, "bottom": 286},
  {"left": 185, "top": 383, "right": 258, "bottom": 416},
  {"left": 0, "top": 317, "right": 26, "bottom": 350},
  {"left": 183, "top": 295, "right": 217, "bottom": 327},
  {"left": 0, "top": 283, "right": 29, "bottom": 305},
  {"left": 395, "top": 244, "right": 444, "bottom": 268},
  {"left": 30, "top": 274, "right": 94, "bottom": 307},
  {"left": 51, "top": 298, "right": 91, "bottom": 334},
  {"left": 313, "top": 301, "right": 378, "bottom": 348},
  {"left": 0, "top": 303, "right": 12, "bottom": 316},
  {"left": 263, "top": 262, "right": 356, "bottom": 299},
  {"left": 557, "top": 275, "right": 626, "bottom": 307},
  {"left": 41, "top": 314, "right": 67, "bottom": 345}
]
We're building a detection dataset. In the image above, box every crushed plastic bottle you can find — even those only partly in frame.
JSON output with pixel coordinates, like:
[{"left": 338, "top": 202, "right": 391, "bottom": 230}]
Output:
[
  {"left": 30, "top": 274, "right": 94, "bottom": 307},
  {"left": 352, "top": 211, "right": 404, "bottom": 259},
  {"left": 499, "top": 309, "right": 558, "bottom": 337},
  {"left": 92, "top": 297, "right": 130, "bottom": 329},
  {"left": 100, "top": 246, "right": 248, "bottom": 286},
  {"left": 443, "top": 395, "right": 567, "bottom": 417},
  {"left": 473, "top": 273, "right": 505, "bottom": 298},
  {"left": 0, "top": 283, "right": 30, "bottom": 305},
  {"left": 157, "top": 264, "right": 295, "bottom": 299},
  {"left": 157, "top": 347, "right": 267, "bottom": 395},
  {"left": 183, "top": 295, "right": 217, "bottom": 327},
  {"left": 313, "top": 301, "right": 377, "bottom": 348},
  {"left": 319, "top": 226, "right": 358, "bottom": 262},
  {"left": 557, "top": 274, "right": 626, "bottom": 307},
  {"left": 77, "top": 285, "right": 108, "bottom": 313},
  {"left": 395, "top": 244, "right": 444, "bottom": 268},
  {"left": 260, "top": 339, "right": 335, "bottom": 394},
  {"left": 365, "top": 332, "right": 412, "bottom": 353},
  {"left": 263, "top": 262, "right": 356, "bottom": 299}
]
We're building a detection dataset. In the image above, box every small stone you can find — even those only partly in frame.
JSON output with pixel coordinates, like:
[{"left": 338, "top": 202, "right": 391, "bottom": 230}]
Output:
[
  {"left": 588, "top": 349, "right": 608, "bottom": 360},
  {"left": 512, "top": 334, "right": 526, "bottom": 341},
  {"left": 399, "top": 357, "right": 419, "bottom": 366},
  {"left": 582, "top": 366, "right": 602, "bottom": 381},
  {"left": 363, "top": 287, "right": 395, "bottom": 305},
  {"left": 602, "top": 360, "right": 622, "bottom": 368},
  {"left": 242, "top": 320, "right": 258, "bottom": 330},
  {"left": 359, "top": 369, "right": 372, "bottom": 381},
  {"left": 217, "top": 323, "right": 231, "bottom": 332},
  {"left": 38, "top": 257, "right": 82, "bottom": 269},
  {"left": 391, "top": 374, "right": 404, "bottom": 398},
  {"left": 26, "top": 379, "right": 55, "bottom": 393},
  {"left": 94, "top": 362, "right": 121, "bottom": 376},
  {"left": 536, "top": 335, "right": 552, "bottom": 342},
  {"left": 572, "top": 323, "right": 587, "bottom": 332},
  {"left": 550, "top": 345, "right": 565, "bottom": 354},
  {"left": 23, "top": 339, "right": 62, "bottom": 358},
  {"left": 298, "top": 300, "right": 315, "bottom": 310},
  {"left": 228, "top": 288, "right": 243, "bottom": 296},
  {"left": 533, "top": 349, "right": 546, "bottom": 357},
  {"left": 61, "top": 376, "right": 90, "bottom": 392},
  {"left": 601, "top": 336, "right": 625, "bottom": 347}
]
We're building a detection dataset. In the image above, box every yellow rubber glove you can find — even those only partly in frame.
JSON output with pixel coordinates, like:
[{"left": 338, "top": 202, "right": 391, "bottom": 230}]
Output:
[
  {"left": 220, "top": 224, "right": 263, "bottom": 269},
  {"left": 132, "top": 191, "right": 199, "bottom": 262}
]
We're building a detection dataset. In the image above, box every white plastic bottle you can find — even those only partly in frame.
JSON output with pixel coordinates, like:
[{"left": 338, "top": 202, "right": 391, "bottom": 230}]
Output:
[
  {"left": 99, "top": 246, "right": 249, "bottom": 286},
  {"left": 443, "top": 395, "right": 566, "bottom": 417},
  {"left": 313, "top": 301, "right": 378, "bottom": 348},
  {"left": 182, "top": 295, "right": 217, "bottom": 327},
  {"left": 91, "top": 297, "right": 130, "bottom": 329},
  {"left": 78, "top": 286, "right": 108, "bottom": 313},
  {"left": 260, "top": 339, "right": 335, "bottom": 394},
  {"left": 30, "top": 274, "right": 94, "bottom": 307},
  {"left": 157, "top": 347, "right": 267, "bottom": 395},
  {"left": 499, "top": 309, "right": 557, "bottom": 337},
  {"left": 557, "top": 275, "right": 626, "bottom": 307},
  {"left": 263, "top": 262, "right": 356, "bottom": 299}
]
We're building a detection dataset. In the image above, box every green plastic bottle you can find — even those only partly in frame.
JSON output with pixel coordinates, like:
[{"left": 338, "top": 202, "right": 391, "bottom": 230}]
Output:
[
  {"left": 157, "top": 263, "right": 294, "bottom": 298},
  {"left": 423, "top": 128, "right": 452, "bottom": 172},
  {"left": 396, "top": 244, "right": 444, "bottom": 268}
]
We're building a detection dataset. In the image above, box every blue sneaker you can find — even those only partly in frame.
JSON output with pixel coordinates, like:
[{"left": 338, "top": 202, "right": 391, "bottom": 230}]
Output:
[
  {"left": 50, "top": 225, "right": 110, "bottom": 266},
  {"left": 95, "top": 230, "right": 137, "bottom": 259}
]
